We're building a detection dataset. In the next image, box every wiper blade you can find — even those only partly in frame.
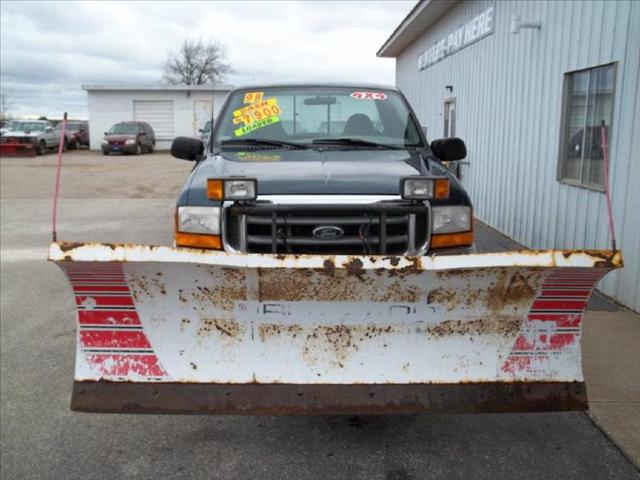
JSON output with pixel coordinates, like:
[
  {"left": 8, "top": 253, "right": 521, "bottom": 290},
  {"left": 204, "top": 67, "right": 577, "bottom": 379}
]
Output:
[
  {"left": 312, "top": 138, "right": 404, "bottom": 149},
  {"left": 221, "top": 138, "right": 310, "bottom": 149}
]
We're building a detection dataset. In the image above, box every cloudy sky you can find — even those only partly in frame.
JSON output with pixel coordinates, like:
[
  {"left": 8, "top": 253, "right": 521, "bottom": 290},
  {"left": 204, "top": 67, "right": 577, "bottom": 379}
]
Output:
[{"left": 0, "top": 1, "right": 414, "bottom": 119}]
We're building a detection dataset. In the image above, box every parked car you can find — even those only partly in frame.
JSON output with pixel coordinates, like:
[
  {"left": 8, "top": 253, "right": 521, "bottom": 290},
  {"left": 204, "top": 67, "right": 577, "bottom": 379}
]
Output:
[
  {"left": 62, "top": 121, "right": 90, "bottom": 149},
  {"left": 101, "top": 121, "right": 155, "bottom": 155},
  {"left": 171, "top": 83, "right": 472, "bottom": 256},
  {"left": 0, "top": 119, "right": 62, "bottom": 155}
]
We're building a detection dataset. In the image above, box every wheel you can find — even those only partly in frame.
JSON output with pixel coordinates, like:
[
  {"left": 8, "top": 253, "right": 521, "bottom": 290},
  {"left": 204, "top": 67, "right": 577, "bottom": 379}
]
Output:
[
  {"left": 102, "top": 150, "right": 109, "bottom": 156},
  {"left": 135, "top": 143, "right": 142, "bottom": 155},
  {"left": 38, "top": 140, "right": 47, "bottom": 155},
  {"left": 62, "top": 138, "right": 68, "bottom": 152},
  {"left": 148, "top": 142, "right": 154, "bottom": 154}
]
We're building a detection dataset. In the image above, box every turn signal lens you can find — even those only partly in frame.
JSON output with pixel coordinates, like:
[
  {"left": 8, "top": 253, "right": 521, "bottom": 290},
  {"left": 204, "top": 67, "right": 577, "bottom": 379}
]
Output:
[
  {"left": 434, "top": 179, "right": 450, "bottom": 199},
  {"left": 207, "top": 179, "right": 224, "bottom": 200},
  {"left": 175, "top": 232, "right": 222, "bottom": 250},
  {"left": 431, "top": 231, "right": 474, "bottom": 248}
]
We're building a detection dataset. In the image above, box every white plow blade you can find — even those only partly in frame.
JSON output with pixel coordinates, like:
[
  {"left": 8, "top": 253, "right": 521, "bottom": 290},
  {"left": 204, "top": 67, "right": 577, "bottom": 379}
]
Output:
[{"left": 50, "top": 242, "right": 621, "bottom": 386}]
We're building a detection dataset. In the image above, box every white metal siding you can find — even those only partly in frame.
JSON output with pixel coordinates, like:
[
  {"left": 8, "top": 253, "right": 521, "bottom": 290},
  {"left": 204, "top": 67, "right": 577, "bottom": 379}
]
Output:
[
  {"left": 395, "top": 0, "right": 640, "bottom": 311},
  {"left": 133, "top": 100, "right": 174, "bottom": 140}
]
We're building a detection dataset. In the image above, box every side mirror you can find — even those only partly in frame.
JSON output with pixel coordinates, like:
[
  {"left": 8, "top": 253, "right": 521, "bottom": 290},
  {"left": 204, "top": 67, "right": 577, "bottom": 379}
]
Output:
[
  {"left": 171, "top": 136, "right": 204, "bottom": 161},
  {"left": 46, "top": 127, "right": 53, "bottom": 133},
  {"left": 104, "top": 132, "right": 109, "bottom": 136},
  {"left": 430, "top": 137, "right": 467, "bottom": 161}
]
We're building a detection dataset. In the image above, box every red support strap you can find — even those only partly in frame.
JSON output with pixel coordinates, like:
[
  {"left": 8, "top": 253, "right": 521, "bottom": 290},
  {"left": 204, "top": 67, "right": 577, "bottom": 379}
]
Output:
[{"left": 52, "top": 112, "right": 67, "bottom": 242}]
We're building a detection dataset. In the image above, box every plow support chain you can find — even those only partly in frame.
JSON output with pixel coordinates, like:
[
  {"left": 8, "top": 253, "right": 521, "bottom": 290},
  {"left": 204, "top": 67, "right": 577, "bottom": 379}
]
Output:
[{"left": 49, "top": 242, "right": 622, "bottom": 415}]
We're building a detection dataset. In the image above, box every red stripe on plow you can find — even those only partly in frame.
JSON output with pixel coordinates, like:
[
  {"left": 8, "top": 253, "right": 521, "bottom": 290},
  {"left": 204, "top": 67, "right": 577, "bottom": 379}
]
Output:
[
  {"left": 84, "top": 354, "right": 167, "bottom": 377},
  {"left": 76, "top": 295, "right": 135, "bottom": 307},
  {"left": 78, "top": 310, "right": 141, "bottom": 325},
  {"left": 80, "top": 330, "right": 151, "bottom": 349}
]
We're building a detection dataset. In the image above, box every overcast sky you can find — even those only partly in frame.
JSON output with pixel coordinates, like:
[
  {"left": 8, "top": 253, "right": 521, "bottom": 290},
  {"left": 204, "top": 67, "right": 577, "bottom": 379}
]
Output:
[{"left": 0, "top": 1, "right": 414, "bottom": 119}]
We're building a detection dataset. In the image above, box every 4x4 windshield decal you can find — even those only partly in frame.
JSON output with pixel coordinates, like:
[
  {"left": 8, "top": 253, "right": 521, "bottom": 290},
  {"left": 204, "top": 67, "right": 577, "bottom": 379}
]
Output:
[{"left": 350, "top": 91, "right": 387, "bottom": 100}]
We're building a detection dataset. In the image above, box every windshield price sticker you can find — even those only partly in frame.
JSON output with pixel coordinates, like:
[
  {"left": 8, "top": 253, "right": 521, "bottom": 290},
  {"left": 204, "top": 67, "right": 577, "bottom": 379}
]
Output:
[
  {"left": 234, "top": 116, "right": 280, "bottom": 137},
  {"left": 233, "top": 98, "right": 280, "bottom": 120},
  {"left": 233, "top": 97, "right": 282, "bottom": 136},
  {"left": 243, "top": 91, "right": 264, "bottom": 104},
  {"left": 350, "top": 91, "right": 387, "bottom": 100}
]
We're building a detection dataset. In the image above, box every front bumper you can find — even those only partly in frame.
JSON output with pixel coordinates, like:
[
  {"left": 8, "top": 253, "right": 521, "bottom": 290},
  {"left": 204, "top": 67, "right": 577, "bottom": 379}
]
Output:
[{"left": 102, "top": 143, "right": 138, "bottom": 154}]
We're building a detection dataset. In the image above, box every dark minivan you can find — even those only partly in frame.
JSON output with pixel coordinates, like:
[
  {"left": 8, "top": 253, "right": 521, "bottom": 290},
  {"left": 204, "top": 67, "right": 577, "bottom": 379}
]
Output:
[{"left": 102, "top": 121, "right": 155, "bottom": 155}]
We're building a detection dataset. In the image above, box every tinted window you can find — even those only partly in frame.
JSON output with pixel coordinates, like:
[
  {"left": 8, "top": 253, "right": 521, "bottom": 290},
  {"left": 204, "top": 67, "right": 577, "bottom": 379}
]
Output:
[
  {"left": 109, "top": 123, "right": 139, "bottom": 134},
  {"left": 559, "top": 64, "right": 615, "bottom": 189}
]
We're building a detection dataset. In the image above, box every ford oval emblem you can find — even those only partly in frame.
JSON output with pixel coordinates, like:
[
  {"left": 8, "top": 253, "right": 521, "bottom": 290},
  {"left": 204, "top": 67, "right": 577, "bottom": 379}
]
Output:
[{"left": 312, "top": 225, "right": 344, "bottom": 240}]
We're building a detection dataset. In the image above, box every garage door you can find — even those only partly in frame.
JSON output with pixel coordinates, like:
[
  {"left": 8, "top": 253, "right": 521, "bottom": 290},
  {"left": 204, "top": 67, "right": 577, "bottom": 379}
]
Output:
[{"left": 133, "top": 100, "right": 174, "bottom": 139}]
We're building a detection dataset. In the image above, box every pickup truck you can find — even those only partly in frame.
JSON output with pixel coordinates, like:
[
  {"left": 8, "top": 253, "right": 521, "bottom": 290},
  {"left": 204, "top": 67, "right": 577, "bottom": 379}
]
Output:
[
  {"left": 0, "top": 119, "right": 62, "bottom": 155},
  {"left": 171, "top": 83, "right": 473, "bottom": 255},
  {"left": 50, "top": 82, "right": 621, "bottom": 415}
]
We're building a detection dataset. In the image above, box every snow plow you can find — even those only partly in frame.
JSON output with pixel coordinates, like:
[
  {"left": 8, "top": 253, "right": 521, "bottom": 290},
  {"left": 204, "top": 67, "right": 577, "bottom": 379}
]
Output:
[
  {"left": 0, "top": 140, "right": 37, "bottom": 157},
  {"left": 49, "top": 242, "right": 621, "bottom": 414}
]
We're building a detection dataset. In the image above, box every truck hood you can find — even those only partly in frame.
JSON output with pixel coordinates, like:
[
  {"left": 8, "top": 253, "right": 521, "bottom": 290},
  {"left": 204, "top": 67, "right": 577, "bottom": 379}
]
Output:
[
  {"left": 2, "top": 131, "right": 39, "bottom": 137},
  {"left": 190, "top": 149, "right": 429, "bottom": 198}
]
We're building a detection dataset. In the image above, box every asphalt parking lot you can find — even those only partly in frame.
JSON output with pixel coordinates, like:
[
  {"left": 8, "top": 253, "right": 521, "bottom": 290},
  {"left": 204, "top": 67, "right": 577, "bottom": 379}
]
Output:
[{"left": 1, "top": 150, "right": 638, "bottom": 480}]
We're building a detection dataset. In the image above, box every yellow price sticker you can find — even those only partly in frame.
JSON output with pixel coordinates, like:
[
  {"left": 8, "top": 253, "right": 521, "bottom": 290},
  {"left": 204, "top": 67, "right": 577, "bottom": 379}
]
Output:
[
  {"left": 243, "top": 91, "right": 264, "bottom": 104},
  {"left": 234, "top": 116, "right": 281, "bottom": 137},
  {"left": 233, "top": 98, "right": 278, "bottom": 118}
]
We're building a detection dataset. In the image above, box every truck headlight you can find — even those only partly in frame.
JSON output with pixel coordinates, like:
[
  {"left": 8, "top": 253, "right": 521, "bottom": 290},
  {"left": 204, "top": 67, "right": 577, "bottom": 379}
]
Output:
[
  {"left": 177, "top": 206, "right": 221, "bottom": 235},
  {"left": 432, "top": 206, "right": 471, "bottom": 234},
  {"left": 401, "top": 177, "right": 449, "bottom": 199},
  {"left": 207, "top": 179, "right": 257, "bottom": 200},
  {"left": 175, "top": 206, "right": 222, "bottom": 250},
  {"left": 125, "top": 139, "right": 136, "bottom": 145}
]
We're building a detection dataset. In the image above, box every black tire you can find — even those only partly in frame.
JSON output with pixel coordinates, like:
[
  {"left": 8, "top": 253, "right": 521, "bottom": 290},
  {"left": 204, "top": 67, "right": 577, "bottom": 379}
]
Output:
[
  {"left": 62, "top": 138, "right": 68, "bottom": 152},
  {"left": 102, "top": 150, "right": 109, "bottom": 156},
  {"left": 38, "top": 140, "right": 47, "bottom": 155},
  {"left": 148, "top": 142, "right": 154, "bottom": 154},
  {"left": 135, "top": 143, "right": 142, "bottom": 155}
]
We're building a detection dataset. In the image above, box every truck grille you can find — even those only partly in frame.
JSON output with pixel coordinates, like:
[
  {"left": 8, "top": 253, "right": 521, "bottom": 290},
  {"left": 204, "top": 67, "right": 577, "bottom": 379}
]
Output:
[{"left": 225, "top": 202, "right": 428, "bottom": 255}]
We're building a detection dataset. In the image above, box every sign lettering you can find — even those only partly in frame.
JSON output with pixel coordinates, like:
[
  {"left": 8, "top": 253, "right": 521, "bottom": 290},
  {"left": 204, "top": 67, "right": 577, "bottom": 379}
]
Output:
[{"left": 418, "top": 6, "right": 495, "bottom": 71}]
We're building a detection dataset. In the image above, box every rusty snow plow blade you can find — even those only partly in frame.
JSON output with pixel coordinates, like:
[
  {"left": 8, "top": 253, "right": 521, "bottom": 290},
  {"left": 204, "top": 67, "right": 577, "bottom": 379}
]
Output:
[
  {"left": 49, "top": 242, "right": 622, "bottom": 415},
  {"left": 0, "top": 142, "right": 37, "bottom": 157}
]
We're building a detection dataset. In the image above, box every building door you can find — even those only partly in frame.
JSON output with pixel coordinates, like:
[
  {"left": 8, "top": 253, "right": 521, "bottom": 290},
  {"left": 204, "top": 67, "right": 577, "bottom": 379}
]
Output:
[
  {"left": 194, "top": 101, "right": 213, "bottom": 136},
  {"left": 133, "top": 100, "right": 174, "bottom": 140}
]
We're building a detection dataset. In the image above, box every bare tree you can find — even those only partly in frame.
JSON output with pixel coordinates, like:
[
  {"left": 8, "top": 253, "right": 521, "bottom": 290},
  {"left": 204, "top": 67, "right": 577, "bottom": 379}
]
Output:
[{"left": 162, "top": 39, "right": 230, "bottom": 86}]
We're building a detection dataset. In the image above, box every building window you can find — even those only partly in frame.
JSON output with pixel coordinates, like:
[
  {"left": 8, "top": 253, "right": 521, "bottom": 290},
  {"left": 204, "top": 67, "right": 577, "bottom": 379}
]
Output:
[
  {"left": 444, "top": 98, "right": 456, "bottom": 138},
  {"left": 558, "top": 63, "right": 615, "bottom": 190}
]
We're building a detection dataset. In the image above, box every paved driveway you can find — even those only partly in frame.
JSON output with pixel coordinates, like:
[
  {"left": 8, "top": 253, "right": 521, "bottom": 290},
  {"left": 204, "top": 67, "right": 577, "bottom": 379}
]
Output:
[{"left": 1, "top": 151, "right": 638, "bottom": 480}]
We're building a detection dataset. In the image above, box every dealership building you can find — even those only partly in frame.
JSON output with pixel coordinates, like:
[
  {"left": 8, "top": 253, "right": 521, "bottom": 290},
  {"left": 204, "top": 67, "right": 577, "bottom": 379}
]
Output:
[
  {"left": 379, "top": 0, "right": 639, "bottom": 310},
  {"left": 83, "top": 84, "right": 232, "bottom": 150}
]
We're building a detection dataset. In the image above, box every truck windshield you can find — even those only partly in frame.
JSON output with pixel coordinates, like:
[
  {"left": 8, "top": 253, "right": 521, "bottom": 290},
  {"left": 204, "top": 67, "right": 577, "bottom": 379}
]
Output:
[
  {"left": 215, "top": 86, "right": 423, "bottom": 148},
  {"left": 13, "top": 122, "right": 45, "bottom": 132}
]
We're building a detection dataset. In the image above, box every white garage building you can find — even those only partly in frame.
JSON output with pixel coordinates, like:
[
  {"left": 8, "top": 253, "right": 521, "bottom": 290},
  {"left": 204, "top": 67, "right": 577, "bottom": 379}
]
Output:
[
  {"left": 379, "top": 0, "right": 639, "bottom": 310},
  {"left": 83, "top": 84, "right": 232, "bottom": 150}
]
